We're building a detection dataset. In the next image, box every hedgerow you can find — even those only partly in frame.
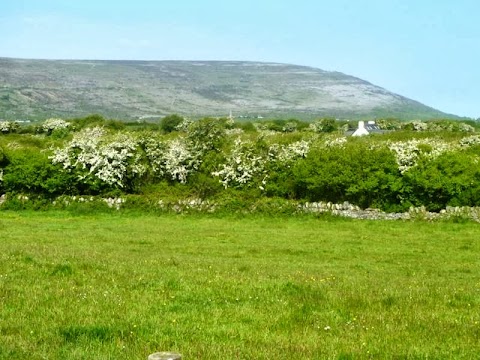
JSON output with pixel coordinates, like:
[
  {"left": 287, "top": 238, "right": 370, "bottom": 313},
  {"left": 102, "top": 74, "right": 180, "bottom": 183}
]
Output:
[{"left": 1, "top": 115, "right": 480, "bottom": 212}]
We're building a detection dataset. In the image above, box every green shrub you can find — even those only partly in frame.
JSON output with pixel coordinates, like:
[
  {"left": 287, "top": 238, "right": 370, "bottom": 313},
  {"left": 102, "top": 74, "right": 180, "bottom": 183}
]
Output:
[
  {"left": 160, "top": 114, "right": 184, "bottom": 133},
  {"left": 264, "top": 167, "right": 296, "bottom": 199},
  {"left": 236, "top": 121, "right": 257, "bottom": 132},
  {"left": 50, "top": 128, "right": 71, "bottom": 140},
  {"left": 187, "top": 117, "right": 227, "bottom": 151},
  {"left": 2, "top": 150, "right": 80, "bottom": 196},
  {"left": 0, "top": 146, "right": 8, "bottom": 167},
  {"left": 189, "top": 172, "right": 223, "bottom": 198},
  {"left": 70, "top": 114, "right": 106, "bottom": 130},
  {"left": 292, "top": 142, "right": 402, "bottom": 210},
  {"left": 309, "top": 117, "right": 338, "bottom": 133},
  {"left": 403, "top": 151, "right": 480, "bottom": 211}
]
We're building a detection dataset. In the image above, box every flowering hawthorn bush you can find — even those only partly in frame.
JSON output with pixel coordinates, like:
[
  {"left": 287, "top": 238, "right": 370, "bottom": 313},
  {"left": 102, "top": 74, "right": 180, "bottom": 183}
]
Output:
[
  {"left": 410, "top": 120, "right": 429, "bottom": 131},
  {"left": 282, "top": 121, "right": 298, "bottom": 132},
  {"left": 175, "top": 117, "right": 194, "bottom": 132},
  {"left": 186, "top": 117, "right": 226, "bottom": 152},
  {"left": 225, "top": 128, "right": 244, "bottom": 136},
  {"left": 162, "top": 139, "right": 201, "bottom": 183},
  {"left": 458, "top": 122, "right": 476, "bottom": 132},
  {"left": 459, "top": 134, "right": 480, "bottom": 148},
  {"left": 323, "top": 136, "right": 347, "bottom": 148},
  {"left": 142, "top": 136, "right": 201, "bottom": 184},
  {"left": 48, "top": 119, "right": 228, "bottom": 191},
  {"left": 41, "top": 118, "right": 71, "bottom": 134},
  {"left": 50, "top": 127, "right": 144, "bottom": 189},
  {"left": 401, "top": 120, "right": 476, "bottom": 133},
  {"left": 212, "top": 138, "right": 266, "bottom": 189},
  {"left": 387, "top": 138, "right": 454, "bottom": 173},
  {"left": 0, "top": 121, "right": 19, "bottom": 134},
  {"left": 268, "top": 140, "right": 310, "bottom": 163},
  {"left": 308, "top": 118, "right": 337, "bottom": 133}
]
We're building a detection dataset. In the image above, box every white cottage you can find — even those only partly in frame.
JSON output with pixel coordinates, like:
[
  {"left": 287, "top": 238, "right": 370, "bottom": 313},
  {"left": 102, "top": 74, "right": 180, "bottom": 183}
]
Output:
[{"left": 351, "top": 121, "right": 383, "bottom": 136}]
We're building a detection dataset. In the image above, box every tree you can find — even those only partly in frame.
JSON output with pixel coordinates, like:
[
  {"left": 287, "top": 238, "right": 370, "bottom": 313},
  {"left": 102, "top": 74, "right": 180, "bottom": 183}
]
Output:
[{"left": 160, "top": 114, "right": 184, "bottom": 133}]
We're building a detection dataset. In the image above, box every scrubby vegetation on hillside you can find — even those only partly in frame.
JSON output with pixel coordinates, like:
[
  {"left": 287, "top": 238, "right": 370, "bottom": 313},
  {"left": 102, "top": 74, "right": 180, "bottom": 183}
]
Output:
[
  {"left": 0, "top": 59, "right": 456, "bottom": 121},
  {"left": 1, "top": 115, "right": 480, "bottom": 213}
]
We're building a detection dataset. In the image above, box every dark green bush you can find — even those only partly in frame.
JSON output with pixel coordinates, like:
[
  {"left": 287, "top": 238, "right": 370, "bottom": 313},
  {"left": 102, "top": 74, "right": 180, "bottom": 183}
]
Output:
[
  {"left": 2, "top": 150, "right": 80, "bottom": 196},
  {"left": 50, "top": 128, "right": 71, "bottom": 140},
  {"left": 403, "top": 151, "right": 480, "bottom": 211},
  {"left": 69, "top": 114, "right": 107, "bottom": 130},
  {"left": 189, "top": 172, "right": 223, "bottom": 198},
  {"left": 236, "top": 121, "right": 257, "bottom": 132},
  {"left": 314, "top": 117, "right": 338, "bottom": 132},
  {"left": 0, "top": 146, "right": 8, "bottom": 167},
  {"left": 160, "top": 114, "right": 184, "bottom": 133},
  {"left": 291, "top": 142, "right": 403, "bottom": 210}
]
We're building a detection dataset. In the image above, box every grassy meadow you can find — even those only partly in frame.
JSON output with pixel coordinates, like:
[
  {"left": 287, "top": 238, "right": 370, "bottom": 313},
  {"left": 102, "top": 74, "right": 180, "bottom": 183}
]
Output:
[{"left": 0, "top": 211, "right": 479, "bottom": 359}]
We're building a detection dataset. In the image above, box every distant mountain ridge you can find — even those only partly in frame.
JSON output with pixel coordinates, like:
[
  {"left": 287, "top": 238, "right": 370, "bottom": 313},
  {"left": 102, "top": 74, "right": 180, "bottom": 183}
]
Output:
[{"left": 0, "top": 57, "right": 457, "bottom": 120}]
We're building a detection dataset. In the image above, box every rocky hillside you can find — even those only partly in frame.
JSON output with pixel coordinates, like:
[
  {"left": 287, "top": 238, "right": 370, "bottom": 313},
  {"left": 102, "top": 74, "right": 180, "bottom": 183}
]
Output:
[{"left": 0, "top": 58, "right": 456, "bottom": 120}]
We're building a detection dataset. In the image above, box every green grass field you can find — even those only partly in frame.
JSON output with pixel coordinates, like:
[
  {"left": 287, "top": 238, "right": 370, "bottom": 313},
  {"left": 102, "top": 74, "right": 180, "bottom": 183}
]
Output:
[{"left": 0, "top": 211, "right": 479, "bottom": 359}]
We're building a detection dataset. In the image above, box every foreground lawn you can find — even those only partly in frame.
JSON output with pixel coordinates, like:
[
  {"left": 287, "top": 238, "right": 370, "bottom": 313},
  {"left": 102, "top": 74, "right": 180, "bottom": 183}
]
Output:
[{"left": 0, "top": 212, "right": 479, "bottom": 359}]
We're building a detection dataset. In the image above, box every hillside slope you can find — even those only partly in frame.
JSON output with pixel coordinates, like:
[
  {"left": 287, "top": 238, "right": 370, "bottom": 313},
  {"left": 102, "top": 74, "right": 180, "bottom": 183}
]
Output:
[{"left": 0, "top": 58, "right": 456, "bottom": 120}]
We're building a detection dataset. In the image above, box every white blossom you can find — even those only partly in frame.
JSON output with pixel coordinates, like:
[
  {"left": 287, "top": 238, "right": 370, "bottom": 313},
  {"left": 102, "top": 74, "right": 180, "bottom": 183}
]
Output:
[
  {"left": 459, "top": 135, "right": 480, "bottom": 147},
  {"left": 252, "top": 123, "right": 276, "bottom": 137},
  {"left": 175, "top": 118, "right": 194, "bottom": 132},
  {"left": 282, "top": 122, "right": 298, "bottom": 132},
  {"left": 42, "top": 118, "right": 70, "bottom": 133},
  {"left": 324, "top": 136, "right": 347, "bottom": 148},
  {"left": 143, "top": 136, "right": 200, "bottom": 183},
  {"left": 388, "top": 138, "right": 453, "bottom": 173},
  {"left": 163, "top": 138, "right": 199, "bottom": 183},
  {"left": 50, "top": 127, "right": 140, "bottom": 187},
  {"left": 0, "top": 121, "right": 19, "bottom": 133},
  {"left": 213, "top": 138, "right": 265, "bottom": 188},
  {"left": 458, "top": 123, "right": 475, "bottom": 132},
  {"left": 410, "top": 121, "right": 428, "bottom": 131},
  {"left": 268, "top": 140, "right": 310, "bottom": 163},
  {"left": 225, "top": 128, "right": 244, "bottom": 136},
  {"left": 308, "top": 119, "right": 335, "bottom": 133}
]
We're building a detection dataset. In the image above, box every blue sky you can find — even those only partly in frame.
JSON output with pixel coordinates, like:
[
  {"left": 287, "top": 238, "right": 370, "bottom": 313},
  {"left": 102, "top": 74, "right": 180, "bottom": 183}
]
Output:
[{"left": 1, "top": 0, "right": 479, "bottom": 118}]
